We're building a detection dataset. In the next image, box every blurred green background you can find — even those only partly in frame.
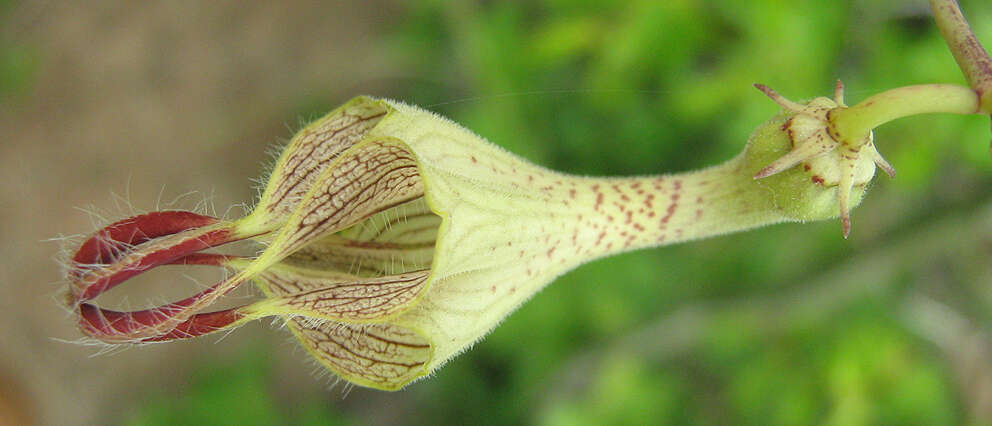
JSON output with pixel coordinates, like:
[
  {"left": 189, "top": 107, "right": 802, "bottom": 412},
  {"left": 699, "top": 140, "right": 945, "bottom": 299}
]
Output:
[{"left": 1, "top": 1, "right": 991, "bottom": 425}]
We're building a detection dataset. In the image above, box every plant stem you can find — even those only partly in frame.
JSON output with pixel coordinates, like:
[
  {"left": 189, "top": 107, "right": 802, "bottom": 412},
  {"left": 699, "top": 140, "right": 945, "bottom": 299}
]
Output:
[
  {"left": 930, "top": 0, "right": 992, "bottom": 112},
  {"left": 831, "top": 84, "right": 981, "bottom": 142}
]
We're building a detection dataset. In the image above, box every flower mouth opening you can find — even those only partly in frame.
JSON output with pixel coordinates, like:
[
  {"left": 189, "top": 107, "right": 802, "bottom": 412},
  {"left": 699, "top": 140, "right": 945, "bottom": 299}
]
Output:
[
  {"left": 64, "top": 97, "right": 443, "bottom": 348},
  {"left": 68, "top": 194, "right": 442, "bottom": 332},
  {"left": 65, "top": 169, "right": 441, "bottom": 389},
  {"left": 66, "top": 197, "right": 442, "bottom": 315},
  {"left": 63, "top": 96, "right": 446, "bottom": 389}
]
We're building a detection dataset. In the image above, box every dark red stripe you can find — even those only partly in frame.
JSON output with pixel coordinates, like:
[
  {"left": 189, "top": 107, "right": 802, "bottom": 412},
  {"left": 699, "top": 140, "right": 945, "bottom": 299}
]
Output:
[
  {"left": 143, "top": 308, "right": 247, "bottom": 342},
  {"left": 72, "top": 211, "right": 219, "bottom": 265},
  {"left": 77, "top": 276, "right": 230, "bottom": 340},
  {"left": 166, "top": 252, "right": 238, "bottom": 266},
  {"left": 77, "top": 228, "right": 235, "bottom": 301}
]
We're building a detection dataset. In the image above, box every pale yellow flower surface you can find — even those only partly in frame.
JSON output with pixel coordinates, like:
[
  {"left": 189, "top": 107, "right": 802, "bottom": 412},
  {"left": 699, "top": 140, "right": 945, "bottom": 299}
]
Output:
[{"left": 67, "top": 90, "right": 901, "bottom": 390}]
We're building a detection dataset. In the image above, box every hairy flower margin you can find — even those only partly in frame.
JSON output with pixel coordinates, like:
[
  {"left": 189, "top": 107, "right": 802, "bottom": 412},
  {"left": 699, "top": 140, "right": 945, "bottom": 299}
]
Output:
[{"left": 64, "top": 1, "right": 992, "bottom": 391}]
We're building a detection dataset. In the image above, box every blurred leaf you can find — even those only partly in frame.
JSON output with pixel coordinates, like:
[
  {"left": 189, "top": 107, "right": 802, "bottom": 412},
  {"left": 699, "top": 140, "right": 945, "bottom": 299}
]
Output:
[{"left": 126, "top": 349, "right": 350, "bottom": 426}]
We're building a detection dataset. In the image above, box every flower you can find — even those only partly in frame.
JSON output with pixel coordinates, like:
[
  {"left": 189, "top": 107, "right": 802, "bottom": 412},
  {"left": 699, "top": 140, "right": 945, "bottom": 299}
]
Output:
[{"left": 66, "top": 92, "right": 883, "bottom": 390}]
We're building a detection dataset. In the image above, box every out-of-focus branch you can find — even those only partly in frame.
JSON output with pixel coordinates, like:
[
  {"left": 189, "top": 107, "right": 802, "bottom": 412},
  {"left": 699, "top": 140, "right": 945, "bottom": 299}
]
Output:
[{"left": 903, "top": 294, "right": 992, "bottom": 423}]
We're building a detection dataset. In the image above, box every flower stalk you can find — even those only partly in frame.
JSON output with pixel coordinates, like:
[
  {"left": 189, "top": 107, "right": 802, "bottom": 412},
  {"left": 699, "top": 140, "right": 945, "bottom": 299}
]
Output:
[{"left": 831, "top": 84, "right": 981, "bottom": 141}]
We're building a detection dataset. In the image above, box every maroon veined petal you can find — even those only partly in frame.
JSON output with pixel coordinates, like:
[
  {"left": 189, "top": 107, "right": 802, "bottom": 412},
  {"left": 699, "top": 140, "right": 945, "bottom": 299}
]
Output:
[
  {"left": 72, "top": 211, "right": 219, "bottom": 266},
  {"left": 75, "top": 268, "right": 257, "bottom": 342},
  {"left": 142, "top": 308, "right": 249, "bottom": 342},
  {"left": 66, "top": 210, "right": 266, "bottom": 342},
  {"left": 76, "top": 275, "right": 226, "bottom": 342},
  {"left": 71, "top": 222, "right": 238, "bottom": 302}
]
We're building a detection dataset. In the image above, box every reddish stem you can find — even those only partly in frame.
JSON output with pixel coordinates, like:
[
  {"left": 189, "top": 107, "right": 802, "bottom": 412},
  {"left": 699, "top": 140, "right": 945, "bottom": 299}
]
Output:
[{"left": 931, "top": 0, "right": 992, "bottom": 112}]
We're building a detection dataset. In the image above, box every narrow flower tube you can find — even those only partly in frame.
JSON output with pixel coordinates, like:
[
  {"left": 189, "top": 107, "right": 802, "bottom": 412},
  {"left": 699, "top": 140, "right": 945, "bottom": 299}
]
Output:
[{"left": 66, "top": 91, "right": 887, "bottom": 390}]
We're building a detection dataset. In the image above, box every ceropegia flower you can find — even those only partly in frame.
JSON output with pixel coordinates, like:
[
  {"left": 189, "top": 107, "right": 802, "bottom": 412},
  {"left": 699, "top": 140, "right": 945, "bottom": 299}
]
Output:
[{"left": 66, "top": 88, "right": 888, "bottom": 390}]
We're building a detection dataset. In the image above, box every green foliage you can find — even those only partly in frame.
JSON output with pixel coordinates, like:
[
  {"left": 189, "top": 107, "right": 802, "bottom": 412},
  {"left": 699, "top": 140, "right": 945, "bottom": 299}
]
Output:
[
  {"left": 125, "top": 351, "right": 351, "bottom": 426},
  {"left": 0, "top": 44, "right": 36, "bottom": 99},
  {"left": 0, "top": 1, "right": 37, "bottom": 101}
]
